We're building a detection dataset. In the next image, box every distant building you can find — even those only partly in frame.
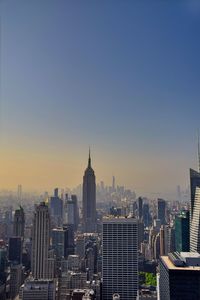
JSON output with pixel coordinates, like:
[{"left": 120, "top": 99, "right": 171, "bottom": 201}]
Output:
[
  {"left": 52, "top": 228, "right": 66, "bottom": 259},
  {"left": 31, "top": 202, "right": 51, "bottom": 279},
  {"left": 9, "top": 237, "right": 22, "bottom": 264},
  {"left": 143, "top": 203, "right": 150, "bottom": 227},
  {"left": 175, "top": 210, "right": 189, "bottom": 252},
  {"left": 157, "top": 199, "right": 166, "bottom": 225},
  {"left": 159, "top": 252, "right": 200, "bottom": 300},
  {"left": 50, "top": 188, "right": 63, "bottom": 226},
  {"left": 102, "top": 217, "right": 138, "bottom": 300},
  {"left": 138, "top": 197, "right": 143, "bottom": 220},
  {"left": 82, "top": 150, "right": 96, "bottom": 233},
  {"left": 13, "top": 206, "right": 25, "bottom": 239},
  {"left": 64, "top": 195, "right": 79, "bottom": 231}
]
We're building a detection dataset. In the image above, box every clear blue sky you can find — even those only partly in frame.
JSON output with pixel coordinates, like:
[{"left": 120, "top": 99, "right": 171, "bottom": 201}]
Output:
[{"left": 0, "top": 0, "right": 200, "bottom": 197}]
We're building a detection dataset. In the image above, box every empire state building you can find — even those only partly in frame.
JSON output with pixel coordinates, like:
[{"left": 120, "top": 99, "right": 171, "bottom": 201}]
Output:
[{"left": 82, "top": 150, "right": 97, "bottom": 233}]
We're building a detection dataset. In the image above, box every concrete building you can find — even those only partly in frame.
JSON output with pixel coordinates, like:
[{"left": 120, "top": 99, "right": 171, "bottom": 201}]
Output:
[
  {"left": 102, "top": 217, "right": 138, "bottom": 300},
  {"left": 19, "top": 279, "right": 56, "bottom": 300},
  {"left": 31, "top": 202, "right": 51, "bottom": 279}
]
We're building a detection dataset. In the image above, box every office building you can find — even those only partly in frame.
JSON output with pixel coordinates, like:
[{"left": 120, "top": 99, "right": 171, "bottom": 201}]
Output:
[
  {"left": 159, "top": 252, "right": 200, "bottom": 300},
  {"left": 190, "top": 186, "right": 200, "bottom": 252},
  {"left": 63, "top": 224, "right": 75, "bottom": 257},
  {"left": 64, "top": 195, "right": 79, "bottom": 231},
  {"left": 50, "top": 188, "right": 63, "bottom": 226},
  {"left": 175, "top": 210, "right": 189, "bottom": 252},
  {"left": 10, "top": 263, "right": 22, "bottom": 300},
  {"left": 52, "top": 228, "right": 66, "bottom": 259},
  {"left": 143, "top": 203, "right": 150, "bottom": 227},
  {"left": 102, "top": 217, "right": 138, "bottom": 300},
  {"left": 31, "top": 202, "right": 50, "bottom": 279},
  {"left": 82, "top": 150, "right": 96, "bottom": 233},
  {"left": 138, "top": 197, "right": 143, "bottom": 220},
  {"left": 157, "top": 199, "right": 166, "bottom": 225},
  {"left": 9, "top": 237, "right": 22, "bottom": 264},
  {"left": 13, "top": 206, "right": 25, "bottom": 239},
  {"left": 19, "top": 279, "right": 56, "bottom": 300}
]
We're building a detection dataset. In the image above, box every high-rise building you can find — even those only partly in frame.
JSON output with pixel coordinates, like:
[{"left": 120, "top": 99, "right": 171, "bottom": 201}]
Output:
[
  {"left": 50, "top": 188, "right": 63, "bottom": 226},
  {"left": 63, "top": 224, "right": 75, "bottom": 258},
  {"left": 102, "top": 217, "right": 138, "bottom": 300},
  {"left": 82, "top": 150, "right": 96, "bottom": 233},
  {"left": 143, "top": 203, "right": 150, "bottom": 227},
  {"left": 190, "top": 168, "right": 200, "bottom": 218},
  {"left": 13, "top": 206, "right": 25, "bottom": 239},
  {"left": 31, "top": 202, "right": 50, "bottom": 279},
  {"left": 190, "top": 187, "right": 200, "bottom": 252},
  {"left": 9, "top": 237, "right": 22, "bottom": 264},
  {"left": 138, "top": 197, "right": 143, "bottom": 220},
  {"left": 175, "top": 210, "right": 189, "bottom": 252},
  {"left": 64, "top": 195, "right": 79, "bottom": 231},
  {"left": 157, "top": 199, "right": 166, "bottom": 225},
  {"left": 10, "top": 263, "right": 22, "bottom": 300},
  {"left": 159, "top": 252, "right": 200, "bottom": 300},
  {"left": 52, "top": 228, "right": 66, "bottom": 259}
]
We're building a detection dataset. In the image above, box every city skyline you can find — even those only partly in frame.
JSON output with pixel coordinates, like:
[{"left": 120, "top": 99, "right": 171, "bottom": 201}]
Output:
[{"left": 1, "top": 1, "right": 200, "bottom": 197}]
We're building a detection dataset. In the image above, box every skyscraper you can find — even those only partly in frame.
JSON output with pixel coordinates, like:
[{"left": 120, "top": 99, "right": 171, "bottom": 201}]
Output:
[
  {"left": 13, "top": 206, "right": 25, "bottom": 239},
  {"left": 82, "top": 150, "right": 96, "bottom": 233},
  {"left": 31, "top": 202, "right": 50, "bottom": 279},
  {"left": 190, "top": 168, "right": 200, "bottom": 219},
  {"left": 102, "top": 217, "right": 138, "bottom": 300},
  {"left": 9, "top": 237, "right": 22, "bottom": 264},
  {"left": 50, "top": 188, "right": 63, "bottom": 226},
  {"left": 175, "top": 210, "right": 189, "bottom": 252},
  {"left": 138, "top": 197, "right": 143, "bottom": 220},
  {"left": 190, "top": 187, "right": 200, "bottom": 252},
  {"left": 157, "top": 198, "right": 166, "bottom": 225}
]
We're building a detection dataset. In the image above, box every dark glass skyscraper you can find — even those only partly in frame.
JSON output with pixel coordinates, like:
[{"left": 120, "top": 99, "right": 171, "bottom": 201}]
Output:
[
  {"left": 157, "top": 198, "right": 166, "bottom": 225},
  {"left": 82, "top": 150, "right": 96, "bottom": 233},
  {"left": 13, "top": 206, "right": 25, "bottom": 239},
  {"left": 175, "top": 211, "right": 189, "bottom": 252}
]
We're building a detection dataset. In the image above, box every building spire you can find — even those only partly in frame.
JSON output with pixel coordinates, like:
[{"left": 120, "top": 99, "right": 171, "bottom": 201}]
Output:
[
  {"left": 198, "top": 130, "right": 200, "bottom": 173},
  {"left": 88, "top": 147, "right": 91, "bottom": 168}
]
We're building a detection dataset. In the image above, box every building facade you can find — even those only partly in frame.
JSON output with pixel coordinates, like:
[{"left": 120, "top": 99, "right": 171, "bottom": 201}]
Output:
[
  {"left": 31, "top": 202, "right": 50, "bottom": 279},
  {"left": 102, "top": 217, "right": 138, "bottom": 300}
]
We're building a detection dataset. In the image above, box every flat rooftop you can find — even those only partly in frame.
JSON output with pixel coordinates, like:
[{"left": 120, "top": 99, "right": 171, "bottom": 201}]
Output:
[
  {"left": 161, "top": 256, "right": 200, "bottom": 271},
  {"left": 103, "top": 216, "right": 137, "bottom": 223}
]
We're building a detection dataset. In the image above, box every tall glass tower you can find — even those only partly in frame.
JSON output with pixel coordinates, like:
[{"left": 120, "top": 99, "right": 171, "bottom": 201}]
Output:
[{"left": 82, "top": 150, "right": 96, "bottom": 233}]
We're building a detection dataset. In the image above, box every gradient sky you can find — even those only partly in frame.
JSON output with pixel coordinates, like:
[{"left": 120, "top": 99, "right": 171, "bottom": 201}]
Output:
[{"left": 0, "top": 0, "right": 200, "bottom": 198}]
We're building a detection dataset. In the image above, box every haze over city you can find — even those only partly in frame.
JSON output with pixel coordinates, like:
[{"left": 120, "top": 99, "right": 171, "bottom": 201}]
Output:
[{"left": 1, "top": 1, "right": 200, "bottom": 197}]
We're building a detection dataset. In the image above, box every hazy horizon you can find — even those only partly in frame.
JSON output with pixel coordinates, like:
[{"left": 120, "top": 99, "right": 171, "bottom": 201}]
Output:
[{"left": 1, "top": 1, "right": 200, "bottom": 198}]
